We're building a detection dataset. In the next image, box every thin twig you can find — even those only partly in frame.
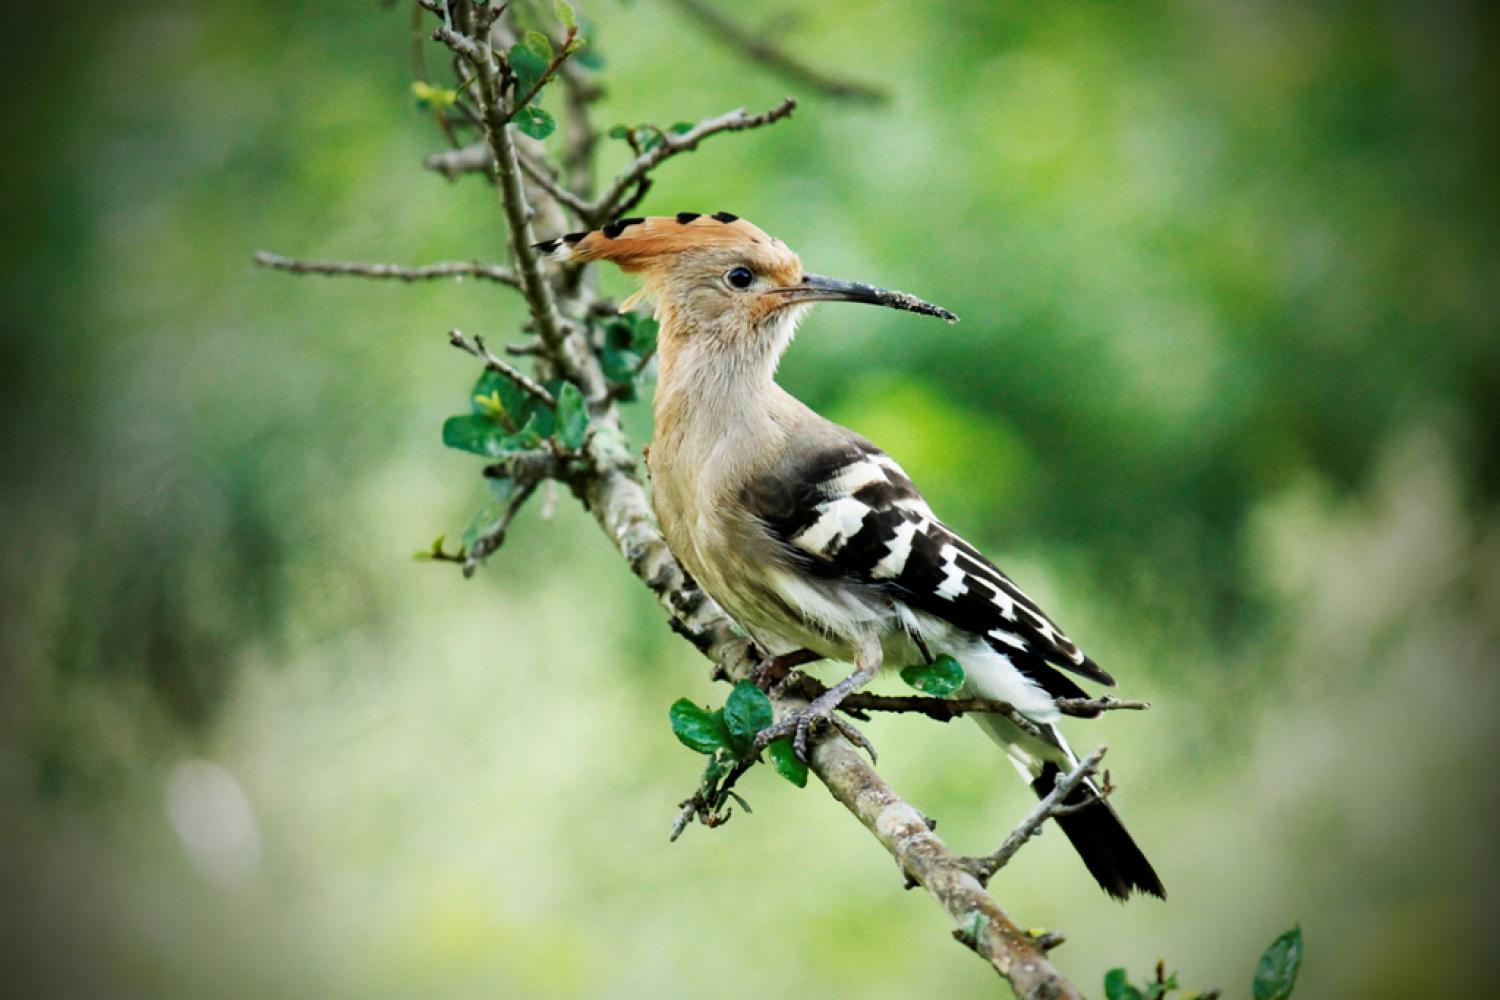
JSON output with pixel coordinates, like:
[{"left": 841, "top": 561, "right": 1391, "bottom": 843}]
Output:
[
  {"left": 665, "top": 0, "right": 886, "bottom": 104},
  {"left": 1054, "top": 695, "right": 1151, "bottom": 716},
  {"left": 780, "top": 674, "right": 1147, "bottom": 731},
  {"left": 434, "top": 13, "right": 601, "bottom": 398},
  {"left": 254, "top": 251, "right": 519, "bottom": 287},
  {"left": 463, "top": 479, "right": 538, "bottom": 576},
  {"left": 496, "top": 26, "right": 578, "bottom": 126},
  {"left": 669, "top": 751, "right": 757, "bottom": 842},
  {"left": 966, "top": 746, "right": 1108, "bottom": 886},
  {"left": 424, "top": 142, "right": 495, "bottom": 180},
  {"left": 589, "top": 98, "right": 797, "bottom": 223},
  {"left": 448, "top": 328, "right": 557, "bottom": 408},
  {"left": 433, "top": 24, "right": 494, "bottom": 72},
  {"left": 779, "top": 674, "right": 1046, "bottom": 736},
  {"left": 518, "top": 152, "right": 594, "bottom": 218}
]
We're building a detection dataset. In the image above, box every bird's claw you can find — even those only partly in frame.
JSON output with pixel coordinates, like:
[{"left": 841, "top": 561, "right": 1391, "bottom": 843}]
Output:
[{"left": 751, "top": 702, "right": 878, "bottom": 764}]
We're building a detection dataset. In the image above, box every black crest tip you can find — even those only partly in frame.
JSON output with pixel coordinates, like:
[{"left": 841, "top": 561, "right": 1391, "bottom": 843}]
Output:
[
  {"left": 601, "top": 216, "right": 644, "bottom": 239},
  {"left": 712, "top": 211, "right": 739, "bottom": 223}
]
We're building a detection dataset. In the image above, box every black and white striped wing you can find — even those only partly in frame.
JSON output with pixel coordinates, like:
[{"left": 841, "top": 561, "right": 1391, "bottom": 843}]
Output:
[{"left": 742, "top": 440, "right": 1114, "bottom": 698}]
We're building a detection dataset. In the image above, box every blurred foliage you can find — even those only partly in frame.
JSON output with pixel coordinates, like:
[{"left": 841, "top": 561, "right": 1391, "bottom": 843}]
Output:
[{"left": 1, "top": 1, "right": 1497, "bottom": 998}]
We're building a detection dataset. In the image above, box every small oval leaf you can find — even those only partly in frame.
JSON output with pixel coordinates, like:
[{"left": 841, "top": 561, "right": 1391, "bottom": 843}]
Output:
[
  {"left": 1253, "top": 925, "right": 1303, "bottom": 1000},
  {"left": 554, "top": 381, "right": 589, "bottom": 450},
  {"left": 899, "top": 653, "right": 965, "bottom": 697},
  {"left": 767, "top": 737, "right": 808, "bottom": 787},
  {"left": 1103, "top": 969, "right": 1145, "bottom": 1000},
  {"left": 723, "top": 681, "right": 774, "bottom": 744},
  {"left": 669, "top": 699, "right": 729, "bottom": 755},
  {"left": 514, "top": 106, "right": 556, "bottom": 140}
]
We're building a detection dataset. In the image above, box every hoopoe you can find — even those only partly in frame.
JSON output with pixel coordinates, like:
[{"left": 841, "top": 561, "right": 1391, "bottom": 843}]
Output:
[{"left": 535, "top": 213, "right": 1165, "bottom": 901}]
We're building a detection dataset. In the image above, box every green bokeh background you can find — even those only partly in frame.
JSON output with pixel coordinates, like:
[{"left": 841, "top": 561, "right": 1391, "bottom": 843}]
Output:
[{"left": 4, "top": 1, "right": 1497, "bottom": 996}]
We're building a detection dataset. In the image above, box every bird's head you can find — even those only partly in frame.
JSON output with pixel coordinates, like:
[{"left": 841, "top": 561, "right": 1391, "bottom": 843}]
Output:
[{"left": 534, "top": 213, "right": 956, "bottom": 366}]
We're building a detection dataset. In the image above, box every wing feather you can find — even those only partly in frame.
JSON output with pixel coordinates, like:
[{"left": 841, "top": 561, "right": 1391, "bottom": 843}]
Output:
[{"left": 742, "top": 438, "right": 1115, "bottom": 692}]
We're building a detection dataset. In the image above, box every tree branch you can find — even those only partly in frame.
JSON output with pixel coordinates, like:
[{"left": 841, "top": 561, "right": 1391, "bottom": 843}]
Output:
[
  {"left": 781, "top": 674, "right": 1148, "bottom": 729},
  {"left": 966, "top": 746, "right": 1108, "bottom": 886},
  {"left": 253, "top": 251, "right": 518, "bottom": 287},
  {"left": 588, "top": 98, "right": 797, "bottom": 224},
  {"left": 809, "top": 721, "right": 1080, "bottom": 997},
  {"left": 664, "top": 0, "right": 886, "bottom": 104}
]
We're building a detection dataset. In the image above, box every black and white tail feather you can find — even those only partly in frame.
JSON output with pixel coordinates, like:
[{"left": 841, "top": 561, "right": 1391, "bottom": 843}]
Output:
[{"left": 745, "top": 435, "right": 1166, "bottom": 901}]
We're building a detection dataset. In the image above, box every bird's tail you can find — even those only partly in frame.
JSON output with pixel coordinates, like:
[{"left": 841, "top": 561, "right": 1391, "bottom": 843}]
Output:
[{"left": 1030, "top": 760, "right": 1166, "bottom": 902}]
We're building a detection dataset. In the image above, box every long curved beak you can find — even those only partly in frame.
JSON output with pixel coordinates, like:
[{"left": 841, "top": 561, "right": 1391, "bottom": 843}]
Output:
[{"left": 770, "top": 273, "right": 958, "bottom": 323}]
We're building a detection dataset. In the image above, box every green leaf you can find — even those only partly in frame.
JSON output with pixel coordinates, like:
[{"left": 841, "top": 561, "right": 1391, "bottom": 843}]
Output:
[
  {"left": 722, "top": 682, "right": 773, "bottom": 746},
  {"left": 574, "top": 42, "right": 603, "bottom": 70},
  {"left": 725, "top": 790, "right": 752, "bottom": 814},
  {"left": 442, "top": 414, "right": 511, "bottom": 457},
  {"left": 1103, "top": 969, "right": 1145, "bottom": 1000},
  {"left": 514, "top": 106, "right": 556, "bottom": 140},
  {"left": 524, "top": 30, "right": 553, "bottom": 62},
  {"left": 414, "top": 534, "right": 448, "bottom": 561},
  {"left": 472, "top": 369, "right": 520, "bottom": 423},
  {"left": 461, "top": 478, "right": 519, "bottom": 549},
  {"left": 637, "top": 129, "right": 664, "bottom": 152},
  {"left": 767, "top": 738, "right": 808, "bottom": 787},
  {"left": 625, "top": 313, "right": 658, "bottom": 354},
  {"left": 553, "top": 0, "right": 576, "bottom": 30},
  {"left": 484, "top": 475, "right": 517, "bottom": 502},
  {"left": 700, "top": 750, "right": 731, "bottom": 788},
  {"left": 597, "top": 313, "right": 657, "bottom": 394},
  {"left": 607, "top": 124, "right": 629, "bottom": 139},
  {"left": 508, "top": 41, "right": 549, "bottom": 98},
  {"left": 445, "top": 364, "right": 556, "bottom": 457},
  {"left": 507, "top": 410, "right": 546, "bottom": 450},
  {"left": 1253, "top": 926, "right": 1303, "bottom": 1000},
  {"left": 900, "top": 653, "right": 965, "bottom": 696},
  {"left": 554, "top": 381, "right": 589, "bottom": 450},
  {"left": 1144, "top": 971, "right": 1179, "bottom": 1000},
  {"left": 669, "top": 699, "right": 730, "bottom": 755},
  {"left": 670, "top": 121, "right": 694, "bottom": 135},
  {"left": 461, "top": 503, "right": 501, "bottom": 549}
]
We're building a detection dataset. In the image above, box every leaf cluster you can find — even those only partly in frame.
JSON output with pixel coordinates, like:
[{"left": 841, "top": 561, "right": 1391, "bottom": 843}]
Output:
[
  {"left": 1104, "top": 926, "right": 1302, "bottom": 1000},
  {"left": 500, "top": 0, "right": 586, "bottom": 139},
  {"left": 607, "top": 120, "right": 695, "bottom": 155},
  {"left": 595, "top": 311, "right": 658, "bottom": 400},
  {"left": 667, "top": 682, "right": 807, "bottom": 834},
  {"left": 443, "top": 368, "right": 588, "bottom": 457}
]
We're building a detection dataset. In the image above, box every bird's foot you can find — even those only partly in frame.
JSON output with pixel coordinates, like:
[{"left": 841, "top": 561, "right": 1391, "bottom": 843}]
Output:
[{"left": 752, "top": 684, "right": 878, "bottom": 764}]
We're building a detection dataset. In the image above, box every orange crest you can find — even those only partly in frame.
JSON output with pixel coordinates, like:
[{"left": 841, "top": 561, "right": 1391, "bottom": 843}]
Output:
[{"left": 533, "top": 212, "right": 800, "bottom": 282}]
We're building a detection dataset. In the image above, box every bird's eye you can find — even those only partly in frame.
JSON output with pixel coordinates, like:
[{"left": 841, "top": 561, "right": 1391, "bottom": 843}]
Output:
[{"left": 726, "top": 266, "right": 754, "bottom": 289}]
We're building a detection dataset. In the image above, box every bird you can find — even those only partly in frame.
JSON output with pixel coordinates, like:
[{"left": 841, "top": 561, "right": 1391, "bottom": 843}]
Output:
[{"left": 534, "top": 212, "right": 1165, "bottom": 901}]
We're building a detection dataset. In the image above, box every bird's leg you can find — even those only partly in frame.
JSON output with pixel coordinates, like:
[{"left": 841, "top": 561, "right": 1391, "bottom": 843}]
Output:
[
  {"left": 754, "top": 643, "right": 881, "bottom": 763},
  {"left": 751, "top": 647, "right": 823, "bottom": 688}
]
